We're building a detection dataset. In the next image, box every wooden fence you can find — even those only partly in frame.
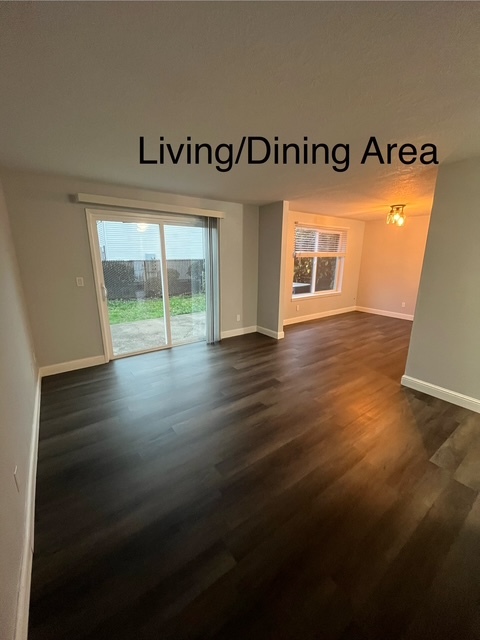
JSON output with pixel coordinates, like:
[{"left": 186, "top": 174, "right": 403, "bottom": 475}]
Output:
[{"left": 102, "top": 259, "right": 205, "bottom": 300}]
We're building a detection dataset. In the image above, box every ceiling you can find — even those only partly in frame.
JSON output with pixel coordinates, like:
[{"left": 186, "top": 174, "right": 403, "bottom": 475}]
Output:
[{"left": 0, "top": 2, "right": 479, "bottom": 220}]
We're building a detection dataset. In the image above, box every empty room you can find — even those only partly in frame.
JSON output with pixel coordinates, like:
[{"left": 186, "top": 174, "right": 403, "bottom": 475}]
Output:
[{"left": 1, "top": 2, "right": 480, "bottom": 640}]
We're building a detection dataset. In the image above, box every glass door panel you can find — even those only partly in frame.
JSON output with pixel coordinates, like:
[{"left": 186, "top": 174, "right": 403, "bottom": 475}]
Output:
[
  {"left": 164, "top": 224, "right": 206, "bottom": 346},
  {"left": 96, "top": 220, "right": 168, "bottom": 357}
]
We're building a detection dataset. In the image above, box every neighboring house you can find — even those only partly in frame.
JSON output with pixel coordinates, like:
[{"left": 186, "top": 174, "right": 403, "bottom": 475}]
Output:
[{"left": 97, "top": 221, "right": 204, "bottom": 261}]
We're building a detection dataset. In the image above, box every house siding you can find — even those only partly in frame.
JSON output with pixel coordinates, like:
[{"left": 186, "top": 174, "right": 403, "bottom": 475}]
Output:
[{"left": 98, "top": 221, "right": 204, "bottom": 261}]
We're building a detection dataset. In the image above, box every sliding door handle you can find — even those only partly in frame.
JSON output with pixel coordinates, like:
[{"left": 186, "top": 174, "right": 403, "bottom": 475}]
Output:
[{"left": 101, "top": 284, "right": 108, "bottom": 301}]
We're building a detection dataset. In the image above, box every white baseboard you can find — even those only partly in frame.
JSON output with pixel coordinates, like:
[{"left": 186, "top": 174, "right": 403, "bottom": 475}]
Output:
[
  {"left": 256, "top": 326, "right": 285, "bottom": 340},
  {"left": 356, "top": 306, "right": 414, "bottom": 321},
  {"left": 221, "top": 326, "right": 257, "bottom": 339},
  {"left": 283, "top": 306, "right": 356, "bottom": 326},
  {"left": 401, "top": 375, "right": 480, "bottom": 414},
  {"left": 39, "top": 355, "right": 107, "bottom": 377},
  {"left": 15, "top": 374, "right": 41, "bottom": 640}
]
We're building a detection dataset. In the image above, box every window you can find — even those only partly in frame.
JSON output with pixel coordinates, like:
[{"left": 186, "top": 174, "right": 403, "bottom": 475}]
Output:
[{"left": 292, "top": 225, "right": 347, "bottom": 297}]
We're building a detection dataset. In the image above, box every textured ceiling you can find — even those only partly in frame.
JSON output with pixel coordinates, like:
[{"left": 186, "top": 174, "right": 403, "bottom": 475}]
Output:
[{"left": 0, "top": 2, "right": 479, "bottom": 219}]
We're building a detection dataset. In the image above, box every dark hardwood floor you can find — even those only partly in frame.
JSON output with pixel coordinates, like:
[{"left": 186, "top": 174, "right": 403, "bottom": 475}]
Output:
[{"left": 30, "top": 312, "right": 480, "bottom": 640}]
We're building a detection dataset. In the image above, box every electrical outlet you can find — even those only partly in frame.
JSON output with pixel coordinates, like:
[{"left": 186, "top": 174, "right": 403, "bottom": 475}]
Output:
[
  {"left": 236, "top": 314, "right": 240, "bottom": 322},
  {"left": 76, "top": 277, "right": 84, "bottom": 287},
  {"left": 296, "top": 305, "right": 300, "bottom": 311},
  {"left": 401, "top": 302, "right": 406, "bottom": 308}
]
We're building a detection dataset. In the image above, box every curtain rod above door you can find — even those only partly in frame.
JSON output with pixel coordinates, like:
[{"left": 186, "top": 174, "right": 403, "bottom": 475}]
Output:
[{"left": 75, "top": 193, "right": 225, "bottom": 219}]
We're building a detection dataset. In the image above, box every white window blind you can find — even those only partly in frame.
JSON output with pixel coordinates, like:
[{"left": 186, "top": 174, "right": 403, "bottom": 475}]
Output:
[
  {"left": 294, "top": 226, "right": 347, "bottom": 256},
  {"left": 292, "top": 225, "right": 348, "bottom": 297}
]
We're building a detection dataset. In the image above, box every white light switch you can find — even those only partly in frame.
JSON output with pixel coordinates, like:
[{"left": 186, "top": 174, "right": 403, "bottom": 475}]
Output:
[{"left": 76, "top": 277, "right": 84, "bottom": 287}]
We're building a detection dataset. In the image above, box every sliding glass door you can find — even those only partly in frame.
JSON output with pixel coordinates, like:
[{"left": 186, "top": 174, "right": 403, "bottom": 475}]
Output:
[{"left": 90, "top": 214, "right": 207, "bottom": 358}]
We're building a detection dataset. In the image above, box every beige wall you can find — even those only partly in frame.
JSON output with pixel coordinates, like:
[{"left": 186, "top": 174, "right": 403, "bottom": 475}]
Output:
[
  {"left": 0, "top": 179, "right": 38, "bottom": 640},
  {"left": 257, "top": 201, "right": 288, "bottom": 335},
  {"left": 1, "top": 169, "right": 258, "bottom": 367},
  {"left": 357, "top": 216, "right": 430, "bottom": 318},
  {"left": 404, "top": 158, "right": 480, "bottom": 404},
  {"left": 284, "top": 209, "right": 364, "bottom": 323}
]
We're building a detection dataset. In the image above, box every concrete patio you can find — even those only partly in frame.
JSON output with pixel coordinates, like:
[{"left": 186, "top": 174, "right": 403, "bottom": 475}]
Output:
[{"left": 110, "top": 311, "right": 206, "bottom": 355}]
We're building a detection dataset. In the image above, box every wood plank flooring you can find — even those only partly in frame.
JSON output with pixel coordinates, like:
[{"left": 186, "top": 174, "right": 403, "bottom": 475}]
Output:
[{"left": 30, "top": 312, "right": 480, "bottom": 640}]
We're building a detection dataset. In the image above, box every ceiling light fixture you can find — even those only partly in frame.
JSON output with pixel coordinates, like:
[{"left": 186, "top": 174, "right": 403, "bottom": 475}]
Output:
[{"left": 387, "top": 204, "right": 406, "bottom": 227}]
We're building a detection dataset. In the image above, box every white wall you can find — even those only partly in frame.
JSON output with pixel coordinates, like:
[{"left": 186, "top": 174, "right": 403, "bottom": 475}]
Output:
[
  {"left": 257, "top": 201, "right": 288, "bottom": 337},
  {"left": 357, "top": 216, "right": 430, "bottom": 318},
  {"left": 1, "top": 169, "right": 259, "bottom": 368},
  {"left": 283, "top": 209, "right": 364, "bottom": 324},
  {"left": 403, "top": 158, "right": 480, "bottom": 410},
  {"left": 0, "top": 179, "right": 38, "bottom": 640}
]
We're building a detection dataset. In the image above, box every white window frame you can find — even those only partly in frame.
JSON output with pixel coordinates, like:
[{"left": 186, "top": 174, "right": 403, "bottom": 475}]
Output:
[{"left": 292, "top": 224, "right": 347, "bottom": 300}]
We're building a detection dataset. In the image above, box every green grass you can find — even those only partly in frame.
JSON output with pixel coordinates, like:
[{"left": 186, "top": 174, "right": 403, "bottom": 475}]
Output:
[{"left": 108, "top": 295, "right": 206, "bottom": 324}]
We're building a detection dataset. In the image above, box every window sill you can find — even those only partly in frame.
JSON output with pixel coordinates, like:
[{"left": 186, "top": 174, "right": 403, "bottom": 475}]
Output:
[{"left": 291, "top": 291, "right": 342, "bottom": 301}]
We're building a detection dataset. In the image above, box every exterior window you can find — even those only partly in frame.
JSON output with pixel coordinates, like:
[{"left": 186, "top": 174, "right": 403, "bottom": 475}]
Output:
[{"left": 292, "top": 226, "right": 347, "bottom": 297}]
